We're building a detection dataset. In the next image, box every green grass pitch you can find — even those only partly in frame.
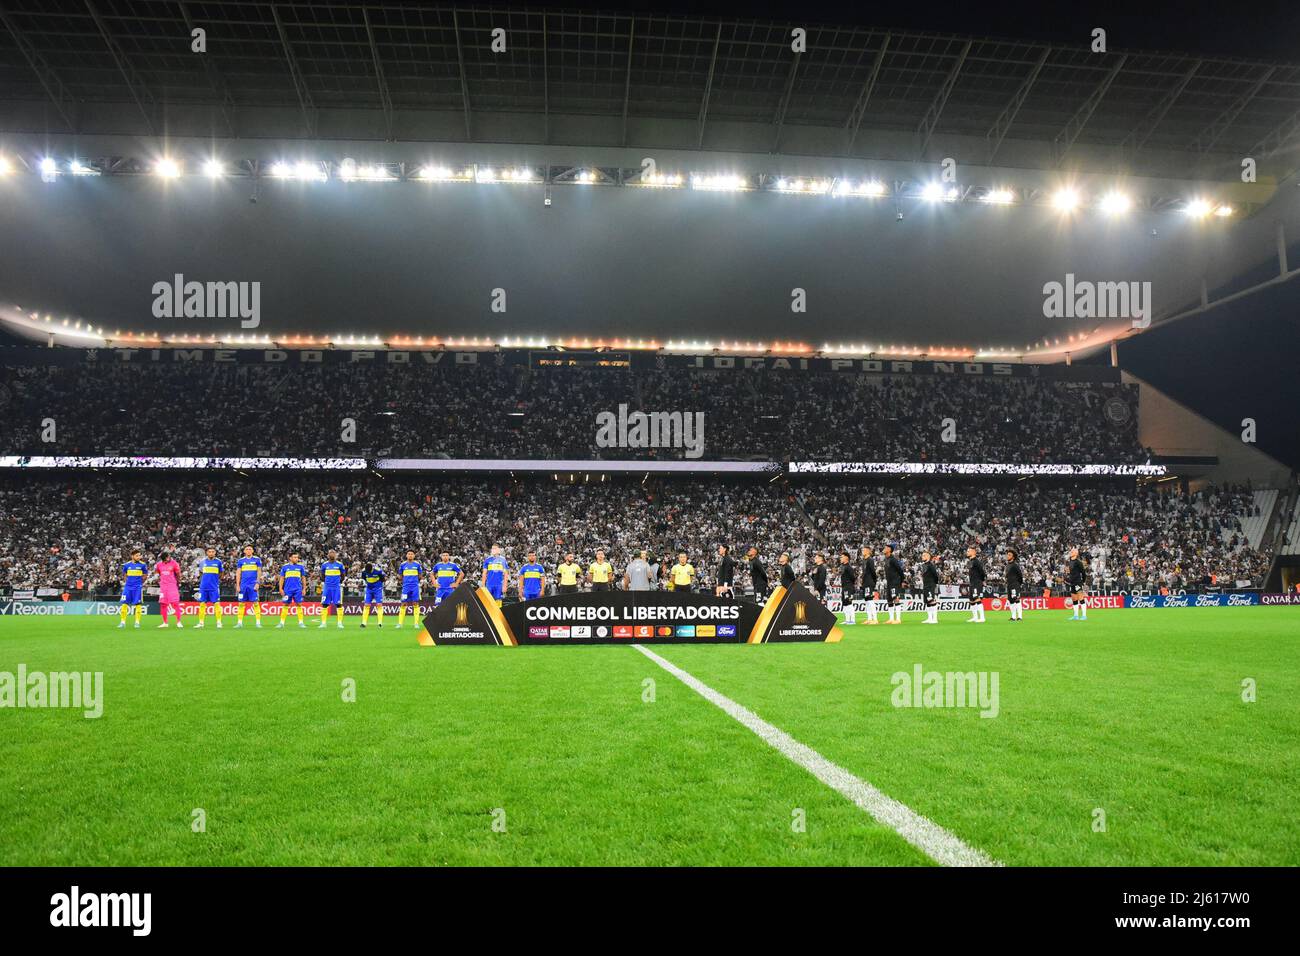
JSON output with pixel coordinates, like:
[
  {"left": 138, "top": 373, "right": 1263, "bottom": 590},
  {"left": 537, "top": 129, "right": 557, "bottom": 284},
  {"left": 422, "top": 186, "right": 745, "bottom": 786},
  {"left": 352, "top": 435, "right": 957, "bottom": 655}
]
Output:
[{"left": 1, "top": 607, "right": 1296, "bottom": 866}]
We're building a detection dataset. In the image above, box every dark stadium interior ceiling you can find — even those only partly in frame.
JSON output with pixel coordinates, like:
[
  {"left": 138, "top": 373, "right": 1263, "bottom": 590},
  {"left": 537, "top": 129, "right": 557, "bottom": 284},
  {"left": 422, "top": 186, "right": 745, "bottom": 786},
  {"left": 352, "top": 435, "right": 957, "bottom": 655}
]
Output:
[
  {"left": 0, "top": 2, "right": 1298, "bottom": 181},
  {"left": 1, "top": 168, "right": 1295, "bottom": 355},
  {"left": 1, "top": 2, "right": 1299, "bottom": 353}
]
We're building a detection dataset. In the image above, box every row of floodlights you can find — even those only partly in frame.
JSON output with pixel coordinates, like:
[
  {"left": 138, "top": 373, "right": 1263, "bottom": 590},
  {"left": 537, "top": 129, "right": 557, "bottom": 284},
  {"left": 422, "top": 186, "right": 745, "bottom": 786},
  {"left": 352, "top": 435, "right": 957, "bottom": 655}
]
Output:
[
  {"left": 13, "top": 308, "right": 1098, "bottom": 358},
  {"left": 0, "top": 155, "right": 1236, "bottom": 217}
]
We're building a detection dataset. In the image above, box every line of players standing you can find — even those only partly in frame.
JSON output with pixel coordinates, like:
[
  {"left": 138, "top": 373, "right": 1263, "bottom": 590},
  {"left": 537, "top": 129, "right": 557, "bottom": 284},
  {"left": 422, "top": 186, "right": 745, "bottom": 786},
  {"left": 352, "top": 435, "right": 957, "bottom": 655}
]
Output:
[
  {"left": 115, "top": 540, "right": 1089, "bottom": 628},
  {"left": 798, "top": 544, "right": 1091, "bottom": 623}
]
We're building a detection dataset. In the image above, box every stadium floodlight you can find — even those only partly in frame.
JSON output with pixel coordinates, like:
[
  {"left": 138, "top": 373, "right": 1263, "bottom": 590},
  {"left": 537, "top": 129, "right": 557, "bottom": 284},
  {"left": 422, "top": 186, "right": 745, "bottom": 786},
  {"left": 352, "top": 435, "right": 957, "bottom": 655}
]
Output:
[
  {"left": 339, "top": 160, "right": 394, "bottom": 182},
  {"left": 690, "top": 173, "right": 747, "bottom": 191},
  {"left": 202, "top": 159, "right": 224, "bottom": 178},
  {"left": 270, "top": 161, "right": 326, "bottom": 182},
  {"left": 833, "top": 179, "right": 887, "bottom": 198},
  {"left": 1185, "top": 198, "right": 1212, "bottom": 218},
  {"left": 478, "top": 166, "right": 537, "bottom": 184},
  {"left": 0, "top": 156, "right": 12, "bottom": 176},
  {"left": 68, "top": 159, "right": 99, "bottom": 177},
  {"left": 39, "top": 157, "right": 58, "bottom": 182},
  {"left": 773, "top": 178, "right": 831, "bottom": 194},
  {"left": 416, "top": 165, "right": 470, "bottom": 182},
  {"left": 1051, "top": 188, "right": 1079, "bottom": 212},
  {"left": 1099, "top": 192, "right": 1131, "bottom": 215},
  {"left": 1215, "top": 204, "right": 1235, "bottom": 217},
  {"left": 982, "top": 188, "right": 1015, "bottom": 205},
  {"left": 920, "top": 183, "right": 958, "bottom": 202},
  {"left": 635, "top": 172, "right": 683, "bottom": 188},
  {"left": 154, "top": 158, "right": 181, "bottom": 179}
]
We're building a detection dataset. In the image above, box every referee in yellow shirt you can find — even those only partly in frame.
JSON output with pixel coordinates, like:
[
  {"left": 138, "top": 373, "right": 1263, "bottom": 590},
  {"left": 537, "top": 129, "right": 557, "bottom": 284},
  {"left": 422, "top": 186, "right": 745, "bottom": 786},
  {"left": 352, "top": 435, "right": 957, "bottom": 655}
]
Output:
[
  {"left": 556, "top": 552, "right": 582, "bottom": 594},
  {"left": 588, "top": 549, "right": 614, "bottom": 592},
  {"left": 668, "top": 551, "right": 696, "bottom": 593}
]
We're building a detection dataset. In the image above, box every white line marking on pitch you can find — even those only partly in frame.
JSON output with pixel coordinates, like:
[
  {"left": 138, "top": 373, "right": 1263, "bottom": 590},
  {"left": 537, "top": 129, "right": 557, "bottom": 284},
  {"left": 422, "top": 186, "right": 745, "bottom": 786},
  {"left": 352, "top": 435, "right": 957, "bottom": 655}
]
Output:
[{"left": 633, "top": 643, "right": 1001, "bottom": 867}]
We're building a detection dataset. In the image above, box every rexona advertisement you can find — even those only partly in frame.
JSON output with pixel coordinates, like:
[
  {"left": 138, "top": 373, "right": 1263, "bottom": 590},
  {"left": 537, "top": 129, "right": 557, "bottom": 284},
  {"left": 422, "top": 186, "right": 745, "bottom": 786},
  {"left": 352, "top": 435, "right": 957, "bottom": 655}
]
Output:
[{"left": 417, "top": 582, "right": 843, "bottom": 646}]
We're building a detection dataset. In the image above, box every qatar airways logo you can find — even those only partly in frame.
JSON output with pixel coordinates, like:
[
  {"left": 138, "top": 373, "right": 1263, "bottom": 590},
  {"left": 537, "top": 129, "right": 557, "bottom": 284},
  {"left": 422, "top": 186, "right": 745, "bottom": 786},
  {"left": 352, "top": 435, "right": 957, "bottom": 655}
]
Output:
[
  {"left": 1042, "top": 273, "right": 1152, "bottom": 329},
  {"left": 152, "top": 273, "right": 261, "bottom": 328}
]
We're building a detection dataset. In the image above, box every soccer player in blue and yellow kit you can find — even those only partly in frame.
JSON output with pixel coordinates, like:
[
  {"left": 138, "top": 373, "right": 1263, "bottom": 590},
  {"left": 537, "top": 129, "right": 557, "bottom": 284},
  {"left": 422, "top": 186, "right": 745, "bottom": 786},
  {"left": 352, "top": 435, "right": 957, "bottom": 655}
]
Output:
[
  {"left": 278, "top": 551, "right": 308, "bottom": 628},
  {"left": 518, "top": 551, "right": 546, "bottom": 601},
  {"left": 360, "top": 563, "right": 386, "bottom": 628},
  {"left": 233, "top": 545, "right": 263, "bottom": 628},
  {"left": 118, "top": 549, "right": 148, "bottom": 628},
  {"left": 396, "top": 549, "right": 423, "bottom": 629},
  {"left": 195, "top": 546, "right": 224, "bottom": 628},
  {"left": 432, "top": 551, "right": 462, "bottom": 606},
  {"left": 481, "top": 544, "right": 508, "bottom": 604},
  {"left": 319, "top": 549, "right": 347, "bottom": 629}
]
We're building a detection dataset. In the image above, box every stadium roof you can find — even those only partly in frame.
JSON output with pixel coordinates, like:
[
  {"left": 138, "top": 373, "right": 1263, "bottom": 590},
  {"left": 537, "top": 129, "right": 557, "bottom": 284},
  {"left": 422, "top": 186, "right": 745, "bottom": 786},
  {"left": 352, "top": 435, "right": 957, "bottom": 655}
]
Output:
[{"left": 2, "top": 2, "right": 1300, "bottom": 179}]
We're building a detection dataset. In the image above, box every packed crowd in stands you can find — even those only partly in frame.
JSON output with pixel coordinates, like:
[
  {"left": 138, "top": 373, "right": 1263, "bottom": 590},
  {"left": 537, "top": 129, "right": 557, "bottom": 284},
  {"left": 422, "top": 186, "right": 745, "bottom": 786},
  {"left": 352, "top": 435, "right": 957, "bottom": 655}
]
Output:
[
  {"left": 800, "top": 481, "right": 1272, "bottom": 593},
  {"left": 0, "top": 360, "right": 1148, "bottom": 463},
  {"left": 0, "top": 474, "right": 1270, "bottom": 598}
]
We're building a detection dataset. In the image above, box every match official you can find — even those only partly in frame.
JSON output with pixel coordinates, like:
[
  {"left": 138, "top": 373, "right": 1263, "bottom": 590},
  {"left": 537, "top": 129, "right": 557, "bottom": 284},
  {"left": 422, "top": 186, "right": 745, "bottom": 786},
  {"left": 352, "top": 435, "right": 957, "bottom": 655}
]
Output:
[
  {"left": 668, "top": 552, "right": 696, "bottom": 592},
  {"left": 588, "top": 549, "right": 614, "bottom": 592},
  {"left": 556, "top": 552, "right": 582, "bottom": 594}
]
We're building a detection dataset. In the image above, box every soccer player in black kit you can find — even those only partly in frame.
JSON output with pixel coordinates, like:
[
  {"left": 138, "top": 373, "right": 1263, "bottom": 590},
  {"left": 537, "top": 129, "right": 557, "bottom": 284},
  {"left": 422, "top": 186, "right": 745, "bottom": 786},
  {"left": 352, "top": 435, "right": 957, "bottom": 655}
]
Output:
[
  {"left": 778, "top": 553, "right": 796, "bottom": 589},
  {"left": 859, "top": 546, "right": 879, "bottom": 625},
  {"left": 715, "top": 545, "right": 736, "bottom": 598},
  {"left": 838, "top": 553, "right": 858, "bottom": 623},
  {"left": 920, "top": 551, "right": 941, "bottom": 624},
  {"left": 965, "top": 545, "right": 987, "bottom": 623},
  {"left": 1005, "top": 548, "right": 1025, "bottom": 621},
  {"left": 746, "top": 547, "right": 768, "bottom": 602},
  {"left": 1067, "top": 547, "right": 1089, "bottom": 621},
  {"left": 810, "top": 553, "right": 828, "bottom": 601},
  {"left": 883, "top": 543, "right": 905, "bottom": 624}
]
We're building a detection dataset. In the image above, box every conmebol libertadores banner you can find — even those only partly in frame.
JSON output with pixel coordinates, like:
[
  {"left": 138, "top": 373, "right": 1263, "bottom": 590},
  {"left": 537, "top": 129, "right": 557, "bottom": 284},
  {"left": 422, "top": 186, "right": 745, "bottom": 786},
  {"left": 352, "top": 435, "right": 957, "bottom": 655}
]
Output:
[{"left": 417, "top": 582, "right": 842, "bottom": 645}]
